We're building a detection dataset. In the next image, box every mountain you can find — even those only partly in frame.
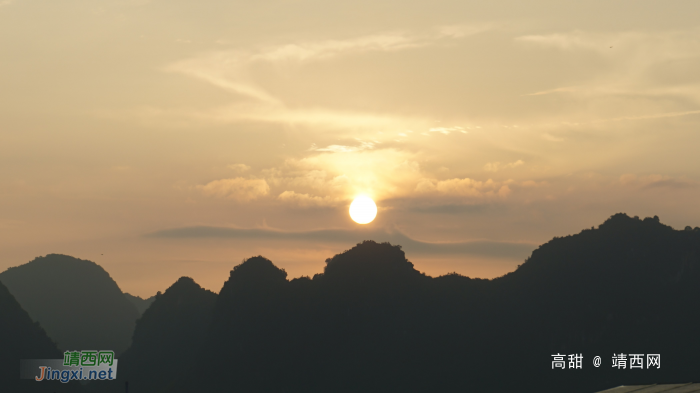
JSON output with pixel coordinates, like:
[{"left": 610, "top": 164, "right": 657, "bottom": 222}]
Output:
[
  {"left": 0, "top": 254, "right": 140, "bottom": 354},
  {"left": 0, "top": 280, "right": 84, "bottom": 392},
  {"left": 178, "top": 245, "right": 437, "bottom": 392},
  {"left": 190, "top": 256, "right": 293, "bottom": 392},
  {"left": 166, "top": 214, "right": 700, "bottom": 393},
  {"left": 94, "top": 277, "right": 217, "bottom": 393},
  {"left": 487, "top": 213, "right": 700, "bottom": 391},
  {"left": 7, "top": 214, "right": 696, "bottom": 392},
  {"left": 124, "top": 292, "right": 156, "bottom": 315}
]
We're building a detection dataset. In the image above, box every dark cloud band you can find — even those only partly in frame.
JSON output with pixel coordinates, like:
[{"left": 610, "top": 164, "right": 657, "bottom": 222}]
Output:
[{"left": 147, "top": 226, "right": 534, "bottom": 260}]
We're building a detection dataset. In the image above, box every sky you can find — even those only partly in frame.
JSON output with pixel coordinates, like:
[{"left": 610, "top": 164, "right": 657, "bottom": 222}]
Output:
[{"left": 2, "top": 0, "right": 700, "bottom": 297}]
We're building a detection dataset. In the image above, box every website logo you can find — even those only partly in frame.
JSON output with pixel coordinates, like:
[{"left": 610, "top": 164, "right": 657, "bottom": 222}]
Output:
[{"left": 21, "top": 350, "right": 118, "bottom": 383}]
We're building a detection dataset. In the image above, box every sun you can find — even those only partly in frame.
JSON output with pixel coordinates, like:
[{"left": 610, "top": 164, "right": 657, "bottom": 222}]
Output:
[{"left": 349, "top": 196, "right": 377, "bottom": 224}]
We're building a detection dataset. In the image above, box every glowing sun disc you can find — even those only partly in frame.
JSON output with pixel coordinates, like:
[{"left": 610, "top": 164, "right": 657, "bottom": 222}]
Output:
[{"left": 349, "top": 196, "right": 377, "bottom": 224}]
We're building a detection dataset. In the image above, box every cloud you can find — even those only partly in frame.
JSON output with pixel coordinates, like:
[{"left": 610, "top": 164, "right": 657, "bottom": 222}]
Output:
[
  {"left": 437, "top": 24, "right": 492, "bottom": 39},
  {"left": 591, "top": 110, "right": 700, "bottom": 124},
  {"left": 524, "top": 87, "right": 576, "bottom": 96},
  {"left": 484, "top": 160, "right": 524, "bottom": 172},
  {"left": 158, "top": 26, "right": 491, "bottom": 133},
  {"left": 619, "top": 174, "right": 696, "bottom": 190},
  {"left": 643, "top": 179, "right": 696, "bottom": 190},
  {"left": 146, "top": 225, "right": 535, "bottom": 259},
  {"left": 166, "top": 26, "right": 488, "bottom": 104},
  {"left": 312, "top": 140, "right": 376, "bottom": 153},
  {"left": 139, "top": 101, "right": 423, "bottom": 135},
  {"left": 0, "top": 0, "right": 13, "bottom": 7},
  {"left": 248, "top": 25, "right": 491, "bottom": 64},
  {"left": 314, "top": 145, "right": 356, "bottom": 153},
  {"left": 262, "top": 148, "right": 423, "bottom": 202},
  {"left": 515, "top": 31, "right": 605, "bottom": 51},
  {"left": 429, "top": 126, "right": 467, "bottom": 135},
  {"left": 266, "top": 169, "right": 338, "bottom": 191},
  {"left": 250, "top": 33, "right": 419, "bottom": 63},
  {"left": 197, "top": 178, "right": 269, "bottom": 201},
  {"left": 277, "top": 190, "right": 340, "bottom": 208},
  {"left": 516, "top": 29, "right": 700, "bottom": 112},
  {"left": 165, "top": 52, "right": 281, "bottom": 104},
  {"left": 520, "top": 180, "right": 547, "bottom": 188},
  {"left": 416, "top": 177, "right": 511, "bottom": 199},
  {"left": 407, "top": 203, "right": 488, "bottom": 215},
  {"left": 227, "top": 164, "right": 251, "bottom": 173}
]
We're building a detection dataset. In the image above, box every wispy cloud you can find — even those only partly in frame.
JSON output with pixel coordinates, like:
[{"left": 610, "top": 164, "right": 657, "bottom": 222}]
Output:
[
  {"left": 165, "top": 52, "right": 281, "bottom": 104},
  {"left": 312, "top": 140, "right": 377, "bottom": 153},
  {"left": 428, "top": 126, "right": 467, "bottom": 135},
  {"left": 484, "top": 160, "right": 524, "bottom": 172},
  {"left": 160, "top": 26, "right": 491, "bottom": 132},
  {"left": 524, "top": 87, "right": 576, "bottom": 96},
  {"left": 516, "top": 31, "right": 614, "bottom": 51},
  {"left": 517, "top": 29, "right": 700, "bottom": 109},
  {"left": 146, "top": 225, "right": 534, "bottom": 259},
  {"left": 197, "top": 178, "right": 270, "bottom": 201},
  {"left": 250, "top": 33, "right": 420, "bottom": 63},
  {"left": 416, "top": 177, "right": 512, "bottom": 199},
  {"left": 260, "top": 148, "right": 422, "bottom": 202},
  {"left": 591, "top": 109, "right": 700, "bottom": 124},
  {"left": 227, "top": 164, "right": 251, "bottom": 173},
  {"left": 619, "top": 174, "right": 697, "bottom": 190},
  {"left": 277, "top": 190, "right": 341, "bottom": 208},
  {"left": 167, "top": 26, "right": 490, "bottom": 103}
]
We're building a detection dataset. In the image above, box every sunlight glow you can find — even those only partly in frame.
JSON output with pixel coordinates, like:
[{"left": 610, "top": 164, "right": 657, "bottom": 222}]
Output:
[{"left": 349, "top": 196, "right": 377, "bottom": 224}]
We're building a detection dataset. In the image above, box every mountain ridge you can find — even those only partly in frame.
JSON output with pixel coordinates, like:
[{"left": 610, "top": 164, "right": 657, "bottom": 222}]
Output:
[
  {"left": 4, "top": 213, "right": 699, "bottom": 392},
  {"left": 0, "top": 254, "right": 140, "bottom": 354}
]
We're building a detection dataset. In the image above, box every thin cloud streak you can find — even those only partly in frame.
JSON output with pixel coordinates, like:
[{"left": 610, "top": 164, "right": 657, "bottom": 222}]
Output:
[
  {"left": 591, "top": 109, "right": 700, "bottom": 124},
  {"left": 147, "top": 225, "right": 535, "bottom": 260},
  {"left": 166, "top": 25, "right": 492, "bottom": 102},
  {"left": 158, "top": 25, "right": 493, "bottom": 133}
]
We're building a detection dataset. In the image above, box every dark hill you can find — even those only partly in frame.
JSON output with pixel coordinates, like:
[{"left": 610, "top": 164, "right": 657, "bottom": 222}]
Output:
[
  {"left": 180, "top": 244, "right": 434, "bottom": 392},
  {"left": 95, "top": 277, "right": 217, "bottom": 393},
  {"left": 0, "top": 254, "right": 140, "bottom": 354},
  {"left": 190, "top": 256, "right": 292, "bottom": 392},
  {"left": 0, "top": 280, "right": 84, "bottom": 392}
]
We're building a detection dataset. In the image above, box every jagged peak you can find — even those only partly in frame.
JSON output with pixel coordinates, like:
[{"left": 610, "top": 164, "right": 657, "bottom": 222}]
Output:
[
  {"left": 162, "top": 276, "right": 208, "bottom": 295},
  {"left": 228, "top": 256, "right": 287, "bottom": 282},
  {"left": 597, "top": 212, "right": 673, "bottom": 232},
  {"left": 322, "top": 240, "right": 422, "bottom": 279}
]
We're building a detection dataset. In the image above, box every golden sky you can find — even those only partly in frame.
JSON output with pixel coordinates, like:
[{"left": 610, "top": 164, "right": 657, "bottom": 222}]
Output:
[{"left": 2, "top": 0, "right": 700, "bottom": 296}]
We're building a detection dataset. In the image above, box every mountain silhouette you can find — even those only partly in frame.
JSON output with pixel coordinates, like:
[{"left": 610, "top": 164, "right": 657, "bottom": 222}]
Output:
[
  {"left": 124, "top": 292, "right": 156, "bottom": 315},
  {"left": 0, "top": 280, "right": 84, "bottom": 392},
  {"left": 94, "top": 276, "right": 217, "bottom": 393},
  {"left": 163, "top": 214, "right": 700, "bottom": 393},
  {"left": 487, "top": 213, "right": 700, "bottom": 391},
  {"left": 7, "top": 213, "right": 700, "bottom": 392},
  {"left": 176, "top": 244, "right": 447, "bottom": 392},
  {"left": 0, "top": 254, "right": 140, "bottom": 354}
]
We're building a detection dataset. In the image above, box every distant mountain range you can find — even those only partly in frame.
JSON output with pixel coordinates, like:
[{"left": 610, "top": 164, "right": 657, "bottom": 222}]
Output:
[
  {"left": 0, "top": 254, "right": 140, "bottom": 355},
  {"left": 2, "top": 213, "right": 700, "bottom": 393}
]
